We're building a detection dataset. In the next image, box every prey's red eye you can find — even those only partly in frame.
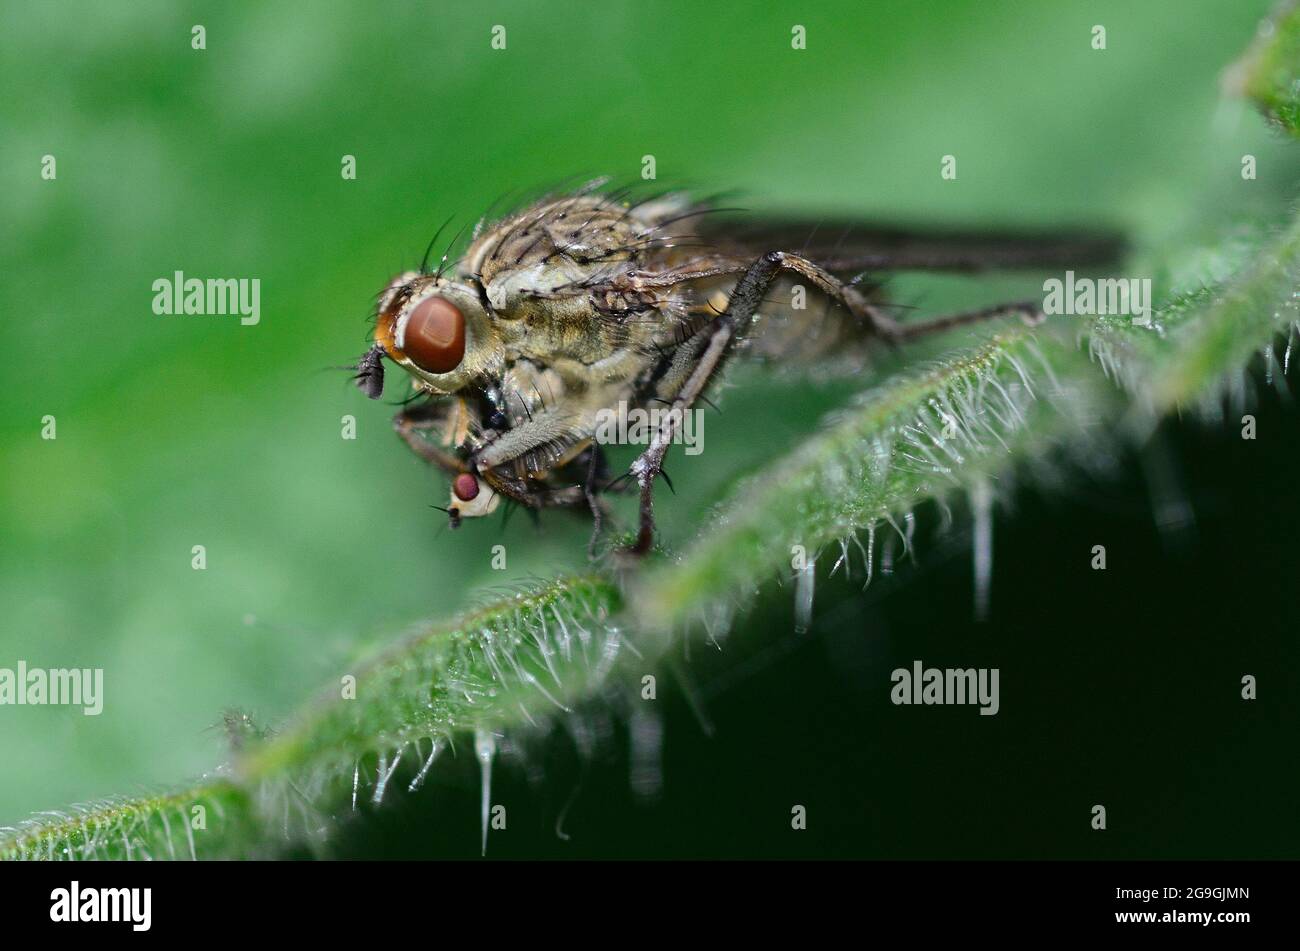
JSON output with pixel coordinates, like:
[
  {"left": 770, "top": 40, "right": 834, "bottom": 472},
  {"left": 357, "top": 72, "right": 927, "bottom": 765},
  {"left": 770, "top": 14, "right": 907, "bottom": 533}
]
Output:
[
  {"left": 402, "top": 296, "right": 465, "bottom": 374},
  {"left": 453, "top": 473, "right": 479, "bottom": 501}
]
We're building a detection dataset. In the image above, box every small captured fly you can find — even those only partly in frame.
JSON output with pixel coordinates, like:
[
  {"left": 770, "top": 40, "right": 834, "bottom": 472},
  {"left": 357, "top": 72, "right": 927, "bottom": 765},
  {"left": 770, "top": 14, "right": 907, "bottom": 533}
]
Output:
[{"left": 351, "top": 179, "right": 1121, "bottom": 554}]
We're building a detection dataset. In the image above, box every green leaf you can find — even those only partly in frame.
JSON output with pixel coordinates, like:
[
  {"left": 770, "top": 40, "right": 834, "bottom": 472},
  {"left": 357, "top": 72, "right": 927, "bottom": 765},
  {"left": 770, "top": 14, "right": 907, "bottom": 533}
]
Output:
[
  {"left": 7, "top": 2, "right": 1300, "bottom": 859},
  {"left": 630, "top": 327, "right": 1111, "bottom": 632},
  {"left": 1230, "top": 0, "right": 1300, "bottom": 135},
  {"left": 1085, "top": 217, "right": 1300, "bottom": 423},
  {"left": 0, "top": 783, "right": 253, "bottom": 861}
]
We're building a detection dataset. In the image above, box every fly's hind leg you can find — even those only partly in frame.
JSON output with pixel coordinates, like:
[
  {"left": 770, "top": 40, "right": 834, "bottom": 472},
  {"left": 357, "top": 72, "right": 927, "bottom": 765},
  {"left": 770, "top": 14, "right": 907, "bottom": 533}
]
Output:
[
  {"left": 637, "top": 250, "right": 1042, "bottom": 346},
  {"left": 887, "top": 299, "right": 1044, "bottom": 341},
  {"left": 625, "top": 250, "right": 1045, "bottom": 555},
  {"left": 733, "top": 251, "right": 1042, "bottom": 343}
]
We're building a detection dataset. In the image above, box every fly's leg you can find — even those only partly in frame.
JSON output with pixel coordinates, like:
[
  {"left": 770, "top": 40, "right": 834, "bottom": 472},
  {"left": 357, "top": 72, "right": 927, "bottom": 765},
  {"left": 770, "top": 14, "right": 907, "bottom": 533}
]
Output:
[
  {"left": 471, "top": 407, "right": 586, "bottom": 472},
  {"left": 629, "top": 252, "right": 1043, "bottom": 342},
  {"left": 396, "top": 402, "right": 595, "bottom": 524},
  {"left": 730, "top": 251, "right": 1042, "bottom": 342},
  {"left": 393, "top": 405, "right": 466, "bottom": 477},
  {"left": 888, "top": 299, "right": 1044, "bottom": 340},
  {"left": 626, "top": 252, "right": 789, "bottom": 554},
  {"left": 468, "top": 407, "right": 616, "bottom": 534},
  {"left": 583, "top": 444, "right": 612, "bottom": 559},
  {"left": 624, "top": 252, "right": 1050, "bottom": 553},
  {"left": 626, "top": 251, "right": 1045, "bottom": 555},
  {"left": 626, "top": 323, "right": 732, "bottom": 554}
]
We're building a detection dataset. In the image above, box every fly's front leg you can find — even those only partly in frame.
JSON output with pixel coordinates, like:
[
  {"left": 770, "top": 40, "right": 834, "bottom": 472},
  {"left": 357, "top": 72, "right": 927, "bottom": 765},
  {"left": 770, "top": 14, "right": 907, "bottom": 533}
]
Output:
[
  {"left": 396, "top": 403, "right": 498, "bottom": 528},
  {"left": 471, "top": 404, "right": 619, "bottom": 549},
  {"left": 471, "top": 406, "right": 586, "bottom": 474},
  {"left": 393, "top": 404, "right": 467, "bottom": 477}
]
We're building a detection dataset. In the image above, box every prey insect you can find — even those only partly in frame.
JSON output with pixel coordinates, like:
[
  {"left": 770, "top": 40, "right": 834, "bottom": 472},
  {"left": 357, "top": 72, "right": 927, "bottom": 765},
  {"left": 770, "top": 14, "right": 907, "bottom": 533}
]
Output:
[{"left": 351, "top": 179, "right": 1121, "bottom": 555}]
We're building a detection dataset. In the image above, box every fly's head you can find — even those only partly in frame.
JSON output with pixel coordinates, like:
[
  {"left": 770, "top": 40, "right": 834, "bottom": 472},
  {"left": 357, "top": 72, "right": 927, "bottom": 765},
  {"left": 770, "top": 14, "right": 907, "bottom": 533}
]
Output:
[
  {"left": 447, "top": 470, "right": 498, "bottom": 528},
  {"left": 354, "top": 271, "right": 504, "bottom": 401}
]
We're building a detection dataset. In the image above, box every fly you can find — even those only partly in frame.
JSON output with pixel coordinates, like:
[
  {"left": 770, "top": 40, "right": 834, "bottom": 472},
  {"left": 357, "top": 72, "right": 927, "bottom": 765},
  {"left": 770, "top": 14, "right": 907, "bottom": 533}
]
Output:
[{"left": 350, "top": 178, "right": 1122, "bottom": 555}]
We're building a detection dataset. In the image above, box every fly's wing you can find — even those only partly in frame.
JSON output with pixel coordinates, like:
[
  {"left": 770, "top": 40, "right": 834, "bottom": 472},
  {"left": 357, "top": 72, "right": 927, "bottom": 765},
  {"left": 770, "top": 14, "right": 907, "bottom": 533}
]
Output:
[
  {"left": 679, "top": 212, "right": 1126, "bottom": 371},
  {"left": 695, "top": 214, "right": 1126, "bottom": 273}
]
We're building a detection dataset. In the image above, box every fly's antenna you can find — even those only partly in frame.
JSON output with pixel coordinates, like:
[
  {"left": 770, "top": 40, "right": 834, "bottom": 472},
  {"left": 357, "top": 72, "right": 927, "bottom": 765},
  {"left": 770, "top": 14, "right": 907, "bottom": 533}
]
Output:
[{"left": 349, "top": 345, "right": 386, "bottom": 399}]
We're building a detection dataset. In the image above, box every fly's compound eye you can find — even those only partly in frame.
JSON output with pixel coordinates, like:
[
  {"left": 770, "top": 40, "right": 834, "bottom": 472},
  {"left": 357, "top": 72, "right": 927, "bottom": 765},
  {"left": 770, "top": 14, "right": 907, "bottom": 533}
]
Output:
[
  {"left": 400, "top": 296, "right": 465, "bottom": 374},
  {"left": 453, "top": 473, "right": 479, "bottom": 502},
  {"left": 447, "top": 472, "right": 498, "bottom": 523}
]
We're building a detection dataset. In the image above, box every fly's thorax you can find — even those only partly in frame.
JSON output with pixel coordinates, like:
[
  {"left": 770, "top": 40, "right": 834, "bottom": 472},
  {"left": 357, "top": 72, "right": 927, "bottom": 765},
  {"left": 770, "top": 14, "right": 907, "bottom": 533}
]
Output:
[
  {"left": 464, "top": 193, "right": 653, "bottom": 287},
  {"left": 457, "top": 192, "right": 706, "bottom": 373},
  {"left": 482, "top": 260, "right": 592, "bottom": 312},
  {"left": 374, "top": 273, "right": 504, "bottom": 394},
  {"left": 491, "top": 292, "right": 636, "bottom": 365}
]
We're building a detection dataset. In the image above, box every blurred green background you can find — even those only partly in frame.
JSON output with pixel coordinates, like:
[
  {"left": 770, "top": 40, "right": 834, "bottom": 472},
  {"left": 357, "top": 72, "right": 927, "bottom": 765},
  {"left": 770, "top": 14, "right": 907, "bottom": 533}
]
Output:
[{"left": 2, "top": 0, "right": 1297, "bottom": 856}]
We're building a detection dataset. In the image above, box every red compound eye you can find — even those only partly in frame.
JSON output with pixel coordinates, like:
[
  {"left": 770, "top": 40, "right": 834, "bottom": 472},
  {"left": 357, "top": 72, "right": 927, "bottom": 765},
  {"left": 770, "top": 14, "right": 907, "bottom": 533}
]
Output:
[
  {"left": 403, "top": 296, "right": 465, "bottom": 374},
  {"left": 453, "top": 473, "right": 480, "bottom": 502}
]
